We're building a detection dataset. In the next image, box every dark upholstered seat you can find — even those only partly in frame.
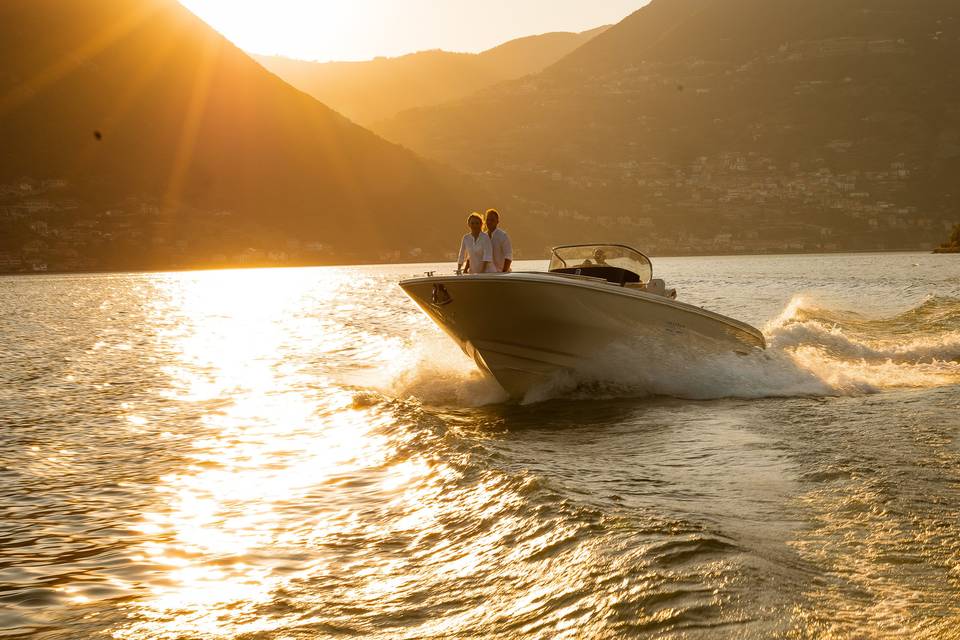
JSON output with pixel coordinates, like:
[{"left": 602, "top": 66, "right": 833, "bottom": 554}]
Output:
[{"left": 550, "top": 266, "right": 641, "bottom": 285}]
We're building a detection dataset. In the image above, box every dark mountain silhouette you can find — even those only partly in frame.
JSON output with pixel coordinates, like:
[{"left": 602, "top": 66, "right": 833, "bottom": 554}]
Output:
[
  {"left": 381, "top": 0, "right": 960, "bottom": 254},
  {"left": 0, "top": 0, "right": 478, "bottom": 272},
  {"left": 254, "top": 27, "right": 609, "bottom": 128}
]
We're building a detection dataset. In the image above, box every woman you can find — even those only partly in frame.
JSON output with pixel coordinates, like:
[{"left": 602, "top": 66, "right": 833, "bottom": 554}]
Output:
[{"left": 457, "top": 212, "right": 494, "bottom": 274}]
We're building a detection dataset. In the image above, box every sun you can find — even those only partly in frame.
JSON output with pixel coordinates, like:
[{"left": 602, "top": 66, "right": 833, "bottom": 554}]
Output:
[{"left": 179, "top": 1, "right": 373, "bottom": 62}]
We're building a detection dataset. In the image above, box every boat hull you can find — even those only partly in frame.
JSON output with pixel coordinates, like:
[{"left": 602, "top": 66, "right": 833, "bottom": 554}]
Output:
[{"left": 400, "top": 273, "right": 765, "bottom": 399}]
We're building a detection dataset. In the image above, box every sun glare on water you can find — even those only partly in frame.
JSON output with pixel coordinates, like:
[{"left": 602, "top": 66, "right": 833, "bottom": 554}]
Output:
[{"left": 112, "top": 268, "right": 434, "bottom": 637}]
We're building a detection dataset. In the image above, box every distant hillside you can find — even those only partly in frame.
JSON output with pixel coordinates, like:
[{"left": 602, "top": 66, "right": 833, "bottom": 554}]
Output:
[
  {"left": 381, "top": 0, "right": 960, "bottom": 255},
  {"left": 0, "top": 0, "right": 477, "bottom": 273},
  {"left": 254, "top": 27, "right": 609, "bottom": 128}
]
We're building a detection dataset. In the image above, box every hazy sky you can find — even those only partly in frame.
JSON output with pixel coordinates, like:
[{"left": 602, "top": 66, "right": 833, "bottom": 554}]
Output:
[{"left": 179, "top": 0, "right": 648, "bottom": 62}]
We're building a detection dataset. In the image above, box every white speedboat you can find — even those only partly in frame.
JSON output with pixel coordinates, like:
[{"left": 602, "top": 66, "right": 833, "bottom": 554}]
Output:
[{"left": 400, "top": 244, "right": 765, "bottom": 399}]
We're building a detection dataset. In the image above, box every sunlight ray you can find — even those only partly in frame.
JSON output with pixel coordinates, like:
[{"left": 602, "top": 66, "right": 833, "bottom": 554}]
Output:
[
  {"left": 163, "top": 36, "right": 222, "bottom": 212},
  {"left": 0, "top": 2, "right": 161, "bottom": 117}
]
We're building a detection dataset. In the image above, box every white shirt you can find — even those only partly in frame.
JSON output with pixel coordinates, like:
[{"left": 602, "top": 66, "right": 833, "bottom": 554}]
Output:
[
  {"left": 488, "top": 227, "right": 513, "bottom": 273},
  {"left": 458, "top": 232, "right": 495, "bottom": 273}
]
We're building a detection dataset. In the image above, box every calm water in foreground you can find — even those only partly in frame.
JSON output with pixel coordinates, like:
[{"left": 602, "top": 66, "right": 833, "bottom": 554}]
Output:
[{"left": 1, "top": 253, "right": 959, "bottom": 639}]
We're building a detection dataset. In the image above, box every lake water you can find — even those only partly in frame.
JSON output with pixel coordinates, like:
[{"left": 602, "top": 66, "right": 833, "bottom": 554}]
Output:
[{"left": 1, "top": 253, "right": 959, "bottom": 639}]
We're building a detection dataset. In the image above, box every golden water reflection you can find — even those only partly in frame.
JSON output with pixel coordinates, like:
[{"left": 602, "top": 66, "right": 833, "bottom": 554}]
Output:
[{"left": 115, "top": 269, "right": 422, "bottom": 638}]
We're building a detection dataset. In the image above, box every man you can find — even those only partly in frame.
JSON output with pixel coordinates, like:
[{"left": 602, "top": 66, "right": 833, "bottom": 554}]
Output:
[{"left": 484, "top": 209, "right": 513, "bottom": 273}]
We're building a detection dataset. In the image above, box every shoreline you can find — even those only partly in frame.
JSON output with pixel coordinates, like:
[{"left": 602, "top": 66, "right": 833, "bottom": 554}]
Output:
[{"left": 0, "top": 248, "right": 947, "bottom": 279}]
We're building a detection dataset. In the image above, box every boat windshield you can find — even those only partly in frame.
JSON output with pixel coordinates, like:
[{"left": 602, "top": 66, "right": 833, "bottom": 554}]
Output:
[{"left": 548, "top": 244, "right": 653, "bottom": 283}]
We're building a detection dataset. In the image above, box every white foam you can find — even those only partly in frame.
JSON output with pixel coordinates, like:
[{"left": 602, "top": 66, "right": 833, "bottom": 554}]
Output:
[
  {"left": 522, "top": 335, "right": 840, "bottom": 403},
  {"left": 772, "top": 320, "right": 960, "bottom": 363},
  {"left": 381, "top": 330, "right": 508, "bottom": 407}
]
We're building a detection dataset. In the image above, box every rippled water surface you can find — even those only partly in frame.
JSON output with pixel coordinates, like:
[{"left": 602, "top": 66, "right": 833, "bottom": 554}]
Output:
[{"left": 1, "top": 253, "right": 959, "bottom": 639}]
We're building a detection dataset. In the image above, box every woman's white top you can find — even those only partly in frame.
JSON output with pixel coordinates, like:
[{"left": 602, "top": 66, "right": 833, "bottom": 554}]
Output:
[{"left": 458, "top": 232, "right": 495, "bottom": 273}]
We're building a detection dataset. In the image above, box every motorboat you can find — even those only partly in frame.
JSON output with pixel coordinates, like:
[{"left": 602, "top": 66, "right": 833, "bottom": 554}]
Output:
[{"left": 399, "top": 244, "right": 766, "bottom": 400}]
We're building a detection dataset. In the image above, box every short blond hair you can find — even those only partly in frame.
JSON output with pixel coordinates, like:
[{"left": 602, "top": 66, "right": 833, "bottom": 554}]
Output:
[{"left": 467, "top": 212, "right": 484, "bottom": 226}]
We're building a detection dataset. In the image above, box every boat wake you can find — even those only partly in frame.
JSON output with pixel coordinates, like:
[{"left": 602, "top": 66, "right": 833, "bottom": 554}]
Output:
[
  {"left": 387, "top": 296, "right": 960, "bottom": 406},
  {"left": 383, "top": 330, "right": 510, "bottom": 407}
]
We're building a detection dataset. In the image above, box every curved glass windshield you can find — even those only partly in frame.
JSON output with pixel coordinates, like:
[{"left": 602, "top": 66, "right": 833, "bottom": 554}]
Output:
[{"left": 548, "top": 244, "right": 653, "bottom": 283}]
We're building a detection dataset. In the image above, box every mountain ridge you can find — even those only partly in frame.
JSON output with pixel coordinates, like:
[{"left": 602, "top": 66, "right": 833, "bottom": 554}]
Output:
[{"left": 254, "top": 26, "right": 610, "bottom": 128}]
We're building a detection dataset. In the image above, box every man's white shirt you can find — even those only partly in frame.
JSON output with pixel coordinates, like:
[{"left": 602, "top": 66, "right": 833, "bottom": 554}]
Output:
[
  {"left": 488, "top": 228, "right": 513, "bottom": 273},
  {"left": 458, "top": 233, "right": 495, "bottom": 273}
]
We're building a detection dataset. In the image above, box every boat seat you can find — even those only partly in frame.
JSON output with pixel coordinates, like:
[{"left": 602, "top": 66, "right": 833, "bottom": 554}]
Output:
[
  {"left": 626, "top": 279, "right": 678, "bottom": 299},
  {"left": 550, "top": 266, "right": 640, "bottom": 285}
]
